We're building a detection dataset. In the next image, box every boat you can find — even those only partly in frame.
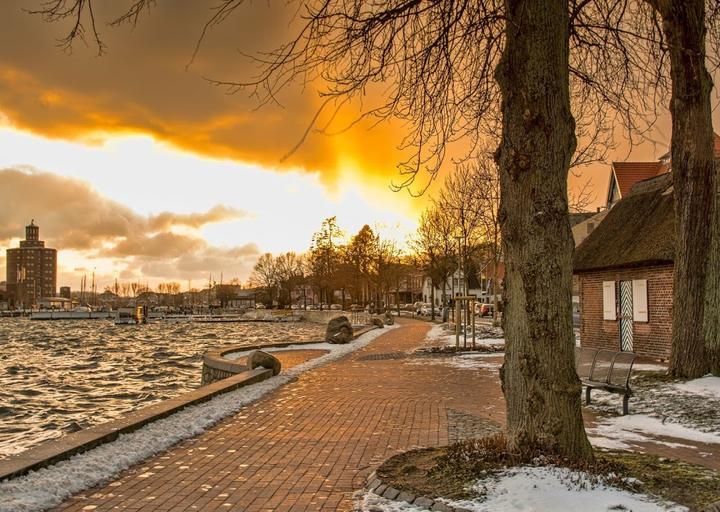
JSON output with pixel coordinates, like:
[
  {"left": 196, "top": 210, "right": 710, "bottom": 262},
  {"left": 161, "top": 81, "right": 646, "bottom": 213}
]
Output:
[
  {"left": 164, "top": 314, "right": 193, "bottom": 324},
  {"left": 191, "top": 314, "right": 246, "bottom": 323},
  {"left": 114, "top": 306, "right": 148, "bottom": 325},
  {"left": 30, "top": 307, "right": 116, "bottom": 320}
]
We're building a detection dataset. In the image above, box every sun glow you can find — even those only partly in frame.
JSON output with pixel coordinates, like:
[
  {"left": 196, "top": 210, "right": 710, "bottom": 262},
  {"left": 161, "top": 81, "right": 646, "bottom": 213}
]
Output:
[{"left": 0, "top": 121, "right": 420, "bottom": 287}]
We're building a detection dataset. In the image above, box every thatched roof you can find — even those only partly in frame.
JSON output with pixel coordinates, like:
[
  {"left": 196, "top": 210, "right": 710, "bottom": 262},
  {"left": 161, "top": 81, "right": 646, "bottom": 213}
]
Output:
[{"left": 574, "top": 173, "right": 674, "bottom": 272}]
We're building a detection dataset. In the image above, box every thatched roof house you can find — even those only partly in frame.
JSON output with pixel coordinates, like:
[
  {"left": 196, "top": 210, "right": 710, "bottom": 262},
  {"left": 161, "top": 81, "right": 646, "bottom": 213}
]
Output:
[{"left": 574, "top": 172, "right": 675, "bottom": 359}]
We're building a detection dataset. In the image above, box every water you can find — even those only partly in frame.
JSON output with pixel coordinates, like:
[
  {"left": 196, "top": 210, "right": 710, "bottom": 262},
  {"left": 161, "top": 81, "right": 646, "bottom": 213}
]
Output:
[{"left": 0, "top": 318, "right": 326, "bottom": 458}]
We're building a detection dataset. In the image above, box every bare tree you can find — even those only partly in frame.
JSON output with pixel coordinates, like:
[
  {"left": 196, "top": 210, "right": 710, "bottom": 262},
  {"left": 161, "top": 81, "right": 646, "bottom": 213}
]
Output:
[
  {"left": 434, "top": 164, "right": 484, "bottom": 299},
  {"left": 465, "top": 152, "right": 503, "bottom": 323},
  {"left": 308, "top": 217, "right": 343, "bottom": 309},
  {"left": 412, "top": 207, "right": 455, "bottom": 321},
  {"left": 275, "top": 252, "right": 305, "bottom": 306},
  {"left": 249, "top": 253, "right": 279, "bottom": 304}
]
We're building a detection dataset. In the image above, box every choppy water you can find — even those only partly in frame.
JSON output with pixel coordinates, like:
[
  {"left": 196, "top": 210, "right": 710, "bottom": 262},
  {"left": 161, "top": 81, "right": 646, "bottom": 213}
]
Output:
[{"left": 0, "top": 318, "right": 325, "bottom": 458}]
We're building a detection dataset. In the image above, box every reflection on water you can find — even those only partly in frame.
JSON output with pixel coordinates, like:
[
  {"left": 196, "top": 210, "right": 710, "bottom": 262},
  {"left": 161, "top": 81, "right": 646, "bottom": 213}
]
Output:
[{"left": 0, "top": 318, "right": 325, "bottom": 458}]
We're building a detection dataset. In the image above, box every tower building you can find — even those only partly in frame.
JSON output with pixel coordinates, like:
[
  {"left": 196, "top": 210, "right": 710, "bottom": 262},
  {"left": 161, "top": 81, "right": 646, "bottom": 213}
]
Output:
[{"left": 6, "top": 221, "right": 57, "bottom": 309}]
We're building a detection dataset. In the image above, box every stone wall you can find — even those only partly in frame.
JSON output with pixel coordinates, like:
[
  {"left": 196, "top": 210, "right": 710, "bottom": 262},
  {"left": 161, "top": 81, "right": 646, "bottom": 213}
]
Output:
[{"left": 578, "top": 264, "right": 673, "bottom": 359}]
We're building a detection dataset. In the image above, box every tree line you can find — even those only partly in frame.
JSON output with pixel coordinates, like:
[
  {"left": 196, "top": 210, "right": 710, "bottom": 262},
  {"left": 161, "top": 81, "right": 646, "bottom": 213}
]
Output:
[{"left": 249, "top": 218, "right": 411, "bottom": 310}]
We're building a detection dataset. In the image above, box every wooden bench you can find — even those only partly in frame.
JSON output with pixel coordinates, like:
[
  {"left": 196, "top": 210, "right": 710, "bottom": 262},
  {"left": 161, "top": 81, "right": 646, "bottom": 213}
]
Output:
[{"left": 575, "top": 347, "right": 636, "bottom": 415}]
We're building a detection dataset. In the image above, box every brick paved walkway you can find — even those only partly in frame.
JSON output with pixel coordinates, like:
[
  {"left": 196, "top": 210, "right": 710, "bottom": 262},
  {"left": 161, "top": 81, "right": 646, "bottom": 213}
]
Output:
[{"left": 56, "top": 318, "right": 505, "bottom": 511}]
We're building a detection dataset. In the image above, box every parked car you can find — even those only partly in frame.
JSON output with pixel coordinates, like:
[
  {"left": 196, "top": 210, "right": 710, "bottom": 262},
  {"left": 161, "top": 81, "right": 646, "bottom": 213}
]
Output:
[
  {"left": 420, "top": 303, "right": 434, "bottom": 316},
  {"left": 330, "top": 304, "right": 342, "bottom": 310},
  {"left": 255, "top": 303, "right": 266, "bottom": 309},
  {"left": 290, "top": 304, "right": 301, "bottom": 310},
  {"left": 350, "top": 304, "right": 363, "bottom": 311},
  {"left": 477, "top": 303, "right": 494, "bottom": 317}
]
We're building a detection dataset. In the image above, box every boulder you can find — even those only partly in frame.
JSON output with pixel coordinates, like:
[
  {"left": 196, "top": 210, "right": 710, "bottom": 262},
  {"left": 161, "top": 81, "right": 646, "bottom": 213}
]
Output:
[
  {"left": 372, "top": 317, "right": 385, "bottom": 328},
  {"left": 326, "top": 315, "right": 354, "bottom": 344},
  {"left": 383, "top": 311, "right": 395, "bottom": 325},
  {"left": 246, "top": 350, "right": 282, "bottom": 375}
]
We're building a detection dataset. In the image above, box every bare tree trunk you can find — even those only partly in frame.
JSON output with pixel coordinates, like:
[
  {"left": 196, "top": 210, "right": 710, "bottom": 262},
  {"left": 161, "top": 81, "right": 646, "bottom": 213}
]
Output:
[
  {"left": 707, "top": 172, "right": 720, "bottom": 375},
  {"left": 650, "top": 0, "right": 715, "bottom": 378},
  {"left": 495, "top": 0, "right": 592, "bottom": 460},
  {"left": 430, "top": 283, "right": 436, "bottom": 321}
]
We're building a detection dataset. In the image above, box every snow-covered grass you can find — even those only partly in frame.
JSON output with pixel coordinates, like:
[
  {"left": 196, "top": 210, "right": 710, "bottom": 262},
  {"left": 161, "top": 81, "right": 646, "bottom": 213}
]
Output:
[
  {"left": 423, "top": 323, "right": 504, "bottom": 348},
  {"left": 673, "top": 375, "right": 720, "bottom": 399},
  {"left": 406, "top": 353, "right": 503, "bottom": 372},
  {"left": 587, "top": 374, "right": 720, "bottom": 451},
  {"left": 356, "top": 466, "right": 685, "bottom": 511},
  {"left": 0, "top": 325, "right": 396, "bottom": 512},
  {"left": 589, "top": 414, "right": 720, "bottom": 451}
]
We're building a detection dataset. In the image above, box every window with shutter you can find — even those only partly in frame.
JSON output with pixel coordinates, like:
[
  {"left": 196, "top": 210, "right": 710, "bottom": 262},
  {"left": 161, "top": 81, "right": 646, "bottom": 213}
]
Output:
[
  {"left": 603, "top": 281, "right": 616, "bottom": 320},
  {"left": 632, "top": 279, "right": 648, "bottom": 322}
]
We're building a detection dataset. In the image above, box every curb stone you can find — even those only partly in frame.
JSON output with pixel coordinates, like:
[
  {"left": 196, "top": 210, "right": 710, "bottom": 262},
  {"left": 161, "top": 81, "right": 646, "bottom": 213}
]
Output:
[{"left": 365, "top": 470, "right": 470, "bottom": 512}]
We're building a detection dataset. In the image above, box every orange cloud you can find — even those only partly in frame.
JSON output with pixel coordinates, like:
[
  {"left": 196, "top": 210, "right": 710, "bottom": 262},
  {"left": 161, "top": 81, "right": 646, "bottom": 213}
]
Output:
[{"left": 0, "top": 1, "right": 430, "bottom": 205}]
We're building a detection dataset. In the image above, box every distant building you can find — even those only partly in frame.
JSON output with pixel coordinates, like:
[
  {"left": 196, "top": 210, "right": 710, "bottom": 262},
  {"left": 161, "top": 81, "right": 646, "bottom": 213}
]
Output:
[
  {"left": 572, "top": 210, "right": 608, "bottom": 247},
  {"left": 6, "top": 221, "right": 57, "bottom": 309},
  {"left": 59, "top": 286, "right": 71, "bottom": 299},
  {"left": 38, "top": 297, "right": 73, "bottom": 311},
  {"left": 422, "top": 268, "right": 483, "bottom": 307}
]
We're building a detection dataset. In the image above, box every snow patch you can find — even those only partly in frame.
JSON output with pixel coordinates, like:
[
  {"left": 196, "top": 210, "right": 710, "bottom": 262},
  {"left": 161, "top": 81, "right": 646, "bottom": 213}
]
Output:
[
  {"left": 405, "top": 352, "right": 503, "bottom": 371},
  {"left": 423, "top": 323, "right": 505, "bottom": 348},
  {"left": 0, "top": 325, "right": 396, "bottom": 512},
  {"left": 589, "top": 413, "right": 720, "bottom": 451},
  {"left": 356, "top": 466, "right": 685, "bottom": 511},
  {"left": 673, "top": 376, "right": 720, "bottom": 399}
]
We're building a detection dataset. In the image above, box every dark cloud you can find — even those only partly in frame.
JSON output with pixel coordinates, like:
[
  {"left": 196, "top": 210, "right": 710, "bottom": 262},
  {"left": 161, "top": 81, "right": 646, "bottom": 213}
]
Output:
[
  {"left": 0, "top": 1, "right": 407, "bottom": 187},
  {"left": 0, "top": 167, "right": 246, "bottom": 249},
  {"left": 137, "top": 242, "right": 260, "bottom": 281},
  {"left": 0, "top": 167, "right": 259, "bottom": 282}
]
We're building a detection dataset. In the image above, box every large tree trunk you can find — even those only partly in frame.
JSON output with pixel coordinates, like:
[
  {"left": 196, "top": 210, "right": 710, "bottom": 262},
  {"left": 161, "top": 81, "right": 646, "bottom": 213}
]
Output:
[
  {"left": 653, "top": 0, "right": 715, "bottom": 378},
  {"left": 495, "top": 0, "right": 592, "bottom": 460}
]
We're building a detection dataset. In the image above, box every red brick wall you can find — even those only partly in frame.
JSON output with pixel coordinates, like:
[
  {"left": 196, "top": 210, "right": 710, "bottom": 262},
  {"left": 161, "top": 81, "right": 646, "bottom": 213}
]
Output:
[{"left": 578, "top": 264, "right": 673, "bottom": 359}]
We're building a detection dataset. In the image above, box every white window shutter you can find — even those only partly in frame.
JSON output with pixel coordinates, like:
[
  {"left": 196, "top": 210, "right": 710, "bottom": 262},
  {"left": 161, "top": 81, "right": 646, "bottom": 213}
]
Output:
[
  {"left": 602, "top": 281, "right": 616, "bottom": 320},
  {"left": 632, "top": 279, "right": 648, "bottom": 322}
]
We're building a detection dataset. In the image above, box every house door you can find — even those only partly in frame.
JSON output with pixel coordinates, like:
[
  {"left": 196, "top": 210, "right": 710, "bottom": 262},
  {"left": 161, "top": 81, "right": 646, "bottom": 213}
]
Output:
[{"left": 619, "top": 280, "right": 634, "bottom": 352}]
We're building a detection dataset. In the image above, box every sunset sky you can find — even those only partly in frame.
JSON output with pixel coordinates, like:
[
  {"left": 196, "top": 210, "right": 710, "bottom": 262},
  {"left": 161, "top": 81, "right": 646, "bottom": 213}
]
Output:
[{"left": 0, "top": 1, "right": 717, "bottom": 290}]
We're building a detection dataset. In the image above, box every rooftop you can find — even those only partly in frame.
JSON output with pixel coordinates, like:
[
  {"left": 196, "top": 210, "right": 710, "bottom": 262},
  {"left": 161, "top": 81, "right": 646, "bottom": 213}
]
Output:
[{"left": 575, "top": 173, "right": 674, "bottom": 272}]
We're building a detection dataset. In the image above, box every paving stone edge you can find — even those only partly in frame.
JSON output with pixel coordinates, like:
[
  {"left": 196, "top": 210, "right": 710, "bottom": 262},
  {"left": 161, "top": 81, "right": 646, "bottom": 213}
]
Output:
[{"left": 364, "top": 471, "right": 470, "bottom": 512}]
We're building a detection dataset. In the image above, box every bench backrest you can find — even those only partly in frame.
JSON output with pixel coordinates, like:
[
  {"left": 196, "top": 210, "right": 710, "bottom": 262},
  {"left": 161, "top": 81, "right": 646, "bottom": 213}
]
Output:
[
  {"left": 590, "top": 349, "right": 616, "bottom": 383},
  {"left": 588, "top": 349, "right": 636, "bottom": 388},
  {"left": 607, "top": 351, "right": 636, "bottom": 388},
  {"left": 574, "top": 347, "right": 599, "bottom": 380}
]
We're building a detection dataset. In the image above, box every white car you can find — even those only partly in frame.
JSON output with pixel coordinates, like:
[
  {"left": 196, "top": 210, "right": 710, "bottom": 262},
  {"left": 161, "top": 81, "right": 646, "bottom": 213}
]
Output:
[
  {"left": 420, "top": 303, "right": 433, "bottom": 316},
  {"left": 330, "top": 304, "right": 342, "bottom": 310}
]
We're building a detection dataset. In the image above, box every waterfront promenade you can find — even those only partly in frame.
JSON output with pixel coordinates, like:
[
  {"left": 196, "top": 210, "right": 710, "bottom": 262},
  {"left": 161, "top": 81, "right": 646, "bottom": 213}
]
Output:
[{"left": 55, "top": 318, "right": 505, "bottom": 511}]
